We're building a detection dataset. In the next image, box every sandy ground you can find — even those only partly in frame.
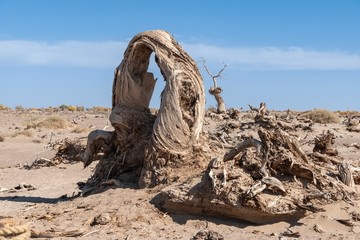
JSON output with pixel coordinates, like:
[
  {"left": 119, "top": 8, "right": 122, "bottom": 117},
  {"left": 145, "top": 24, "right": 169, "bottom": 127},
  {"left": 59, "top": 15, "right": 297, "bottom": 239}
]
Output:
[{"left": 1, "top": 109, "right": 360, "bottom": 239}]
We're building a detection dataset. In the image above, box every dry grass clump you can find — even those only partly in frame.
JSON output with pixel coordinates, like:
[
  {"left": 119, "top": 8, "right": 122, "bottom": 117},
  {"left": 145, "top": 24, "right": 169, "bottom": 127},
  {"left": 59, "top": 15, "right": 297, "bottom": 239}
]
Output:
[
  {"left": 67, "top": 105, "right": 77, "bottom": 111},
  {"left": 12, "top": 129, "right": 33, "bottom": 137},
  {"left": 336, "top": 110, "right": 360, "bottom": 118},
  {"left": 59, "top": 104, "right": 85, "bottom": 112},
  {"left": 301, "top": 109, "right": 340, "bottom": 124},
  {"left": 0, "top": 104, "right": 10, "bottom": 111},
  {"left": 88, "top": 106, "right": 111, "bottom": 114},
  {"left": 15, "top": 105, "right": 25, "bottom": 112},
  {"left": 27, "top": 116, "right": 68, "bottom": 129},
  {"left": 32, "top": 139, "right": 42, "bottom": 144}
]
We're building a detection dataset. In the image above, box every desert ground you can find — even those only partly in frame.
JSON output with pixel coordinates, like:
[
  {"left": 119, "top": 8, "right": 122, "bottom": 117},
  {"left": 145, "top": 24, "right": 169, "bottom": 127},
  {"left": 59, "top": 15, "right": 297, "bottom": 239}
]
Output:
[{"left": 1, "top": 106, "right": 360, "bottom": 239}]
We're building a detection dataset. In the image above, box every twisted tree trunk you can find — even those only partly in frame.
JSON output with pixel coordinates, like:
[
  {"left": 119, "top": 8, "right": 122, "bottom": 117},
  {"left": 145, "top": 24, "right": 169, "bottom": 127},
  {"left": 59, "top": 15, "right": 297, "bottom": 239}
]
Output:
[
  {"left": 209, "top": 87, "right": 226, "bottom": 114},
  {"left": 202, "top": 59, "right": 227, "bottom": 114},
  {"left": 82, "top": 30, "right": 205, "bottom": 189}
]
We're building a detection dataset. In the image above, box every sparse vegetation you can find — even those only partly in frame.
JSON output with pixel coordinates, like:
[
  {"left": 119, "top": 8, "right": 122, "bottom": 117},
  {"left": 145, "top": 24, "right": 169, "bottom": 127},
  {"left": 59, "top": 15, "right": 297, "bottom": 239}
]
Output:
[
  {"left": 12, "top": 129, "right": 34, "bottom": 137},
  {"left": 32, "top": 139, "right": 42, "bottom": 144},
  {"left": 26, "top": 116, "right": 68, "bottom": 129},
  {"left": 67, "top": 105, "right": 77, "bottom": 111},
  {"left": 0, "top": 134, "right": 4, "bottom": 142},
  {"left": 15, "top": 105, "right": 25, "bottom": 112},
  {"left": 76, "top": 106, "right": 85, "bottom": 111},
  {"left": 58, "top": 104, "right": 85, "bottom": 112},
  {"left": 59, "top": 104, "right": 68, "bottom": 111},
  {"left": 335, "top": 110, "right": 360, "bottom": 118},
  {"left": 0, "top": 104, "right": 10, "bottom": 111},
  {"left": 301, "top": 108, "right": 341, "bottom": 124},
  {"left": 87, "top": 106, "right": 111, "bottom": 114}
]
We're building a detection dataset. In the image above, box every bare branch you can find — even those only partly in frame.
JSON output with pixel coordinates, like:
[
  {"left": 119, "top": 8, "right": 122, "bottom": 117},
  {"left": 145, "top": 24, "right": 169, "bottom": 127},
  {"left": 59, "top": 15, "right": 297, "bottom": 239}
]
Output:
[
  {"left": 201, "top": 58, "right": 228, "bottom": 89},
  {"left": 201, "top": 57, "right": 214, "bottom": 78},
  {"left": 213, "top": 64, "right": 228, "bottom": 79}
]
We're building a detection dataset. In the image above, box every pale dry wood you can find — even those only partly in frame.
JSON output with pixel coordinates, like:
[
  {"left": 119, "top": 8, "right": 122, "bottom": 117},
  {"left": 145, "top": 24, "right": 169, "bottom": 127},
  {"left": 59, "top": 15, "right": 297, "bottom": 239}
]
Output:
[
  {"left": 248, "top": 102, "right": 267, "bottom": 116},
  {"left": 202, "top": 58, "right": 227, "bottom": 114},
  {"left": 338, "top": 162, "right": 355, "bottom": 187},
  {"left": 82, "top": 30, "right": 205, "bottom": 188},
  {"left": 313, "top": 130, "right": 338, "bottom": 156},
  {"left": 223, "top": 138, "right": 263, "bottom": 161},
  {"left": 261, "top": 176, "right": 286, "bottom": 193},
  {"left": 82, "top": 130, "right": 113, "bottom": 168},
  {"left": 311, "top": 152, "right": 341, "bottom": 165},
  {"left": 209, "top": 87, "right": 226, "bottom": 114}
]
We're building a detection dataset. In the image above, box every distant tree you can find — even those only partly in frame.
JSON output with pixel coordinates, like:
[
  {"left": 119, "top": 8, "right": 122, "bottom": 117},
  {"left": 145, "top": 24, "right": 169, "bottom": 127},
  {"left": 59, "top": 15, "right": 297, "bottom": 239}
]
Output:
[{"left": 202, "top": 58, "right": 227, "bottom": 114}]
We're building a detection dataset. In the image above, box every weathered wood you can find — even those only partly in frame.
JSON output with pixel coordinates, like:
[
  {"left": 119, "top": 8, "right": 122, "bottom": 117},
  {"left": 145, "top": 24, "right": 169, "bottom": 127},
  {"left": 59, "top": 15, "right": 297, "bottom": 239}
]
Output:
[
  {"left": 223, "top": 138, "right": 263, "bottom": 161},
  {"left": 311, "top": 152, "right": 341, "bottom": 165},
  {"left": 82, "top": 30, "right": 205, "bottom": 188},
  {"left": 209, "top": 87, "right": 226, "bottom": 114},
  {"left": 313, "top": 130, "right": 338, "bottom": 156},
  {"left": 202, "top": 59, "right": 227, "bottom": 114},
  {"left": 338, "top": 162, "right": 355, "bottom": 187},
  {"left": 82, "top": 130, "right": 113, "bottom": 168}
]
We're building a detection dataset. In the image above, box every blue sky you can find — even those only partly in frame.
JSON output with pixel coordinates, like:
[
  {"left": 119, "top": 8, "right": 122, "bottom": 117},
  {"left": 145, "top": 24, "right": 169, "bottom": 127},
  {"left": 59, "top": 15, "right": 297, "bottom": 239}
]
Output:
[{"left": 0, "top": 0, "right": 359, "bottom": 111}]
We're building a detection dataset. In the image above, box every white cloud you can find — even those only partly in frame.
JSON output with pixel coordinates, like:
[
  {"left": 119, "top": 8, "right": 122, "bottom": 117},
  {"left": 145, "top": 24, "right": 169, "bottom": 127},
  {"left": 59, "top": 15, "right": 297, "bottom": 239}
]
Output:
[
  {"left": 0, "top": 40, "right": 127, "bottom": 68},
  {"left": 182, "top": 44, "right": 360, "bottom": 70},
  {"left": 0, "top": 40, "right": 360, "bottom": 70}
]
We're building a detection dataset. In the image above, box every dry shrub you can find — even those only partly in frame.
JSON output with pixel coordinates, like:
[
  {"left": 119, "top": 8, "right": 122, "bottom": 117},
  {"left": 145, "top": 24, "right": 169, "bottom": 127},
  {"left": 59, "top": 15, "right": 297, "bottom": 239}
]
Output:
[
  {"left": 27, "top": 116, "right": 68, "bottom": 129},
  {"left": 0, "top": 104, "right": 10, "bottom": 111},
  {"left": 76, "top": 106, "right": 85, "bottom": 111},
  {"left": 15, "top": 105, "right": 25, "bottom": 112},
  {"left": 23, "top": 138, "right": 85, "bottom": 169},
  {"left": 88, "top": 106, "right": 111, "bottom": 114},
  {"left": 336, "top": 110, "right": 360, "bottom": 118},
  {"left": 58, "top": 105, "right": 84, "bottom": 112},
  {"left": 302, "top": 109, "right": 340, "bottom": 124},
  {"left": 59, "top": 104, "right": 68, "bottom": 111},
  {"left": 67, "top": 105, "right": 77, "bottom": 111},
  {"left": 12, "top": 130, "right": 33, "bottom": 137},
  {"left": 0, "top": 134, "right": 4, "bottom": 142}
]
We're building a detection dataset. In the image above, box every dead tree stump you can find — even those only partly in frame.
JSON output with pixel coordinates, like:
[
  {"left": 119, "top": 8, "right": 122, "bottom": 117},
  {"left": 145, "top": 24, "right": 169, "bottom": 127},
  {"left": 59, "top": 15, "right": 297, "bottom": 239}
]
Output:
[
  {"left": 313, "top": 130, "right": 338, "bottom": 156},
  {"left": 82, "top": 30, "right": 205, "bottom": 189},
  {"left": 202, "top": 59, "right": 227, "bottom": 114}
]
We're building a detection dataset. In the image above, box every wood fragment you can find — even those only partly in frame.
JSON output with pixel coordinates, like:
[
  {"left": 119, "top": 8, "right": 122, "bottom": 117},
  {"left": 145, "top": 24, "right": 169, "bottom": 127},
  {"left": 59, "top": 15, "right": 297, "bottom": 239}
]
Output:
[
  {"left": 282, "top": 228, "right": 300, "bottom": 238},
  {"left": 81, "top": 229, "right": 100, "bottom": 238},
  {"left": 311, "top": 152, "right": 341, "bottom": 165},
  {"left": 244, "top": 181, "right": 267, "bottom": 199},
  {"left": 223, "top": 138, "right": 263, "bottom": 161},
  {"left": 335, "top": 218, "right": 354, "bottom": 227},
  {"left": 261, "top": 177, "right": 286, "bottom": 193},
  {"left": 313, "top": 130, "right": 338, "bottom": 156},
  {"left": 338, "top": 162, "right": 355, "bottom": 187},
  {"left": 313, "top": 224, "right": 324, "bottom": 233},
  {"left": 31, "top": 228, "right": 86, "bottom": 238}
]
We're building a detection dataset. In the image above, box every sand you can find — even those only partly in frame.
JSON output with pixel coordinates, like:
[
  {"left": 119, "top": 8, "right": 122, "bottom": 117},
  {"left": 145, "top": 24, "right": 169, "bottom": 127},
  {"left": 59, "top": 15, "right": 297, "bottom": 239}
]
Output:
[{"left": 1, "top": 108, "right": 360, "bottom": 239}]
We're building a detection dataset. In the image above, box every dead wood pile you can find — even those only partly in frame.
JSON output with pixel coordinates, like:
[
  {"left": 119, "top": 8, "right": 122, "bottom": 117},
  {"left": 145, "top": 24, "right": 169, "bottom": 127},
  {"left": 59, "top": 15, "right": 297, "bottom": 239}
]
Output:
[
  {"left": 23, "top": 138, "right": 85, "bottom": 169},
  {"left": 155, "top": 105, "right": 359, "bottom": 224},
  {"left": 346, "top": 116, "right": 360, "bottom": 133},
  {"left": 78, "top": 30, "right": 359, "bottom": 224},
  {"left": 82, "top": 30, "right": 205, "bottom": 189}
]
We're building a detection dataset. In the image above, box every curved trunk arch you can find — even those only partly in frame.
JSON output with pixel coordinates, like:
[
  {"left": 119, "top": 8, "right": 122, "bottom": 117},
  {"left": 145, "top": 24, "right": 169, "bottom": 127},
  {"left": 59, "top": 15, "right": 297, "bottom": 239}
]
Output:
[{"left": 83, "top": 30, "right": 206, "bottom": 188}]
